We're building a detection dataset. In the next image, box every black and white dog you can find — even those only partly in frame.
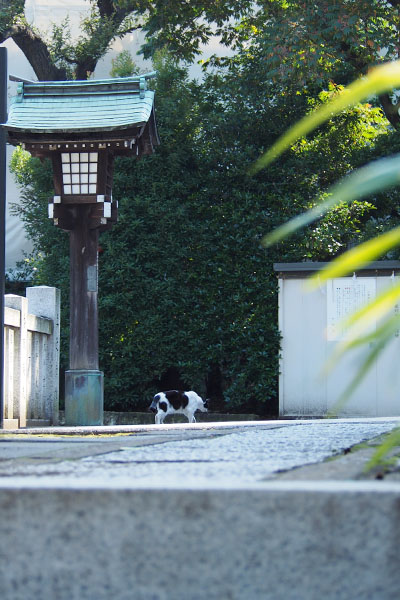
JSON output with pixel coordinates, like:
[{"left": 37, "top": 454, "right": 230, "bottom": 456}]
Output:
[{"left": 149, "top": 390, "right": 209, "bottom": 424}]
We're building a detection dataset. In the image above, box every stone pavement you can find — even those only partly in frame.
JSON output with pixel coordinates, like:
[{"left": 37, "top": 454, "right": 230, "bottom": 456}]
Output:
[
  {"left": 1, "top": 417, "right": 400, "bottom": 483},
  {"left": 1, "top": 418, "right": 400, "bottom": 600}
]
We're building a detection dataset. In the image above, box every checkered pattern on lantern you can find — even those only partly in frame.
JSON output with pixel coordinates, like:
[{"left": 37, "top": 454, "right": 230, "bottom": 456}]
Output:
[{"left": 61, "top": 152, "right": 98, "bottom": 195}]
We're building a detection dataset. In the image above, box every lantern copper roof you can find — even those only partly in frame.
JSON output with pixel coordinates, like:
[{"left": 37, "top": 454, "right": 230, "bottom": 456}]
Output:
[{"left": 4, "top": 73, "right": 159, "bottom": 154}]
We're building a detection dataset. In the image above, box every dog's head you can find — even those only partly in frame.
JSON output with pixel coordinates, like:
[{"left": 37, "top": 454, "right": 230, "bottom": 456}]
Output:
[
  {"left": 148, "top": 393, "right": 161, "bottom": 414},
  {"left": 199, "top": 397, "right": 209, "bottom": 412}
]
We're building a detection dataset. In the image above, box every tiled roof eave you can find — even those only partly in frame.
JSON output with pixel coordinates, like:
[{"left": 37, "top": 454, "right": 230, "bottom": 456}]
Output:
[
  {"left": 4, "top": 78, "right": 156, "bottom": 136},
  {"left": 5, "top": 120, "right": 148, "bottom": 135}
]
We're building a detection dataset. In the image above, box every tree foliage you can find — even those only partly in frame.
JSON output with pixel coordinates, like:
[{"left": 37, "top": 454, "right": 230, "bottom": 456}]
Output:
[
  {"left": 0, "top": 0, "right": 254, "bottom": 80},
  {"left": 205, "top": 0, "right": 400, "bottom": 128}
]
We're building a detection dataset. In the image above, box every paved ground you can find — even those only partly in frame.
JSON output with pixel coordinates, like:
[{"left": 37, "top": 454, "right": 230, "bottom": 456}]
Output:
[
  {"left": 1, "top": 417, "right": 400, "bottom": 485},
  {"left": 2, "top": 418, "right": 400, "bottom": 599}
]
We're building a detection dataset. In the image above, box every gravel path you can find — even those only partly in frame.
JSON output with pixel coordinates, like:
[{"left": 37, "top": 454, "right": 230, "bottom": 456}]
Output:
[{"left": 1, "top": 420, "right": 398, "bottom": 484}]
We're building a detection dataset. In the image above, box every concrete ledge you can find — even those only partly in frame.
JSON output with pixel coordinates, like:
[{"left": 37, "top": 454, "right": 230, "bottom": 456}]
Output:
[
  {"left": 26, "top": 419, "right": 51, "bottom": 428},
  {"left": 58, "top": 410, "right": 261, "bottom": 425},
  {"left": 1, "top": 480, "right": 399, "bottom": 599}
]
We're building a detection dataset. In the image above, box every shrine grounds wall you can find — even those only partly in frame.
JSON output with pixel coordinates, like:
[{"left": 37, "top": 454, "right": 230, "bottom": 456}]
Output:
[
  {"left": 276, "top": 261, "right": 400, "bottom": 417},
  {"left": 3, "top": 286, "right": 60, "bottom": 427}
]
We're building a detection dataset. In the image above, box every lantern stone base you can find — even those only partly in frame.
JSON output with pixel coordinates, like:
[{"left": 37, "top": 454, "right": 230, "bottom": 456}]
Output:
[{"left": 65, "top": 370, "right": 104, "bottom": 426}]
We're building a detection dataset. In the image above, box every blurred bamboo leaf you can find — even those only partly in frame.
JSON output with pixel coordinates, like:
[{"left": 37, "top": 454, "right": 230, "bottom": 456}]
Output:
[
  {"left": 262, "top": 155, "right": 400, "bottom": 248},
  {"left": 323, "top": 287, "right": 400, "bottom": 417},
  {"left": 251, "top": 60, "right": 400, "bottom": 173},
  {"left": 305, "top": 225, "right": 400, "bottom": 287},
  {"left": 324, "top": 310, "right": 400, "bottom": 379},
  {"left": 367, "top": 427, "right": 400, "bottom": 469},
  {"left": 327, "top": 331, "right": 389, "bottom": 418},
  {"left": 344, "top": 281, "right": 400, "bottom": 332}
]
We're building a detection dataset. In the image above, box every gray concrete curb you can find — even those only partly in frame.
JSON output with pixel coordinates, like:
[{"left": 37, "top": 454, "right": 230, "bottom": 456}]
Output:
[
  {"left": 0, "top": 479, "right": 399, "bottom": 600},
  {"left": 2, "top": 419, "right": 400, "bottom": 599}
]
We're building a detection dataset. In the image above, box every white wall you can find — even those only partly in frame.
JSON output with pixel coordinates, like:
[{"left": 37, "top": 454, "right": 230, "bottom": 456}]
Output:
[{"left": 278, "top": 273, "right": 400, "bottom": 417}]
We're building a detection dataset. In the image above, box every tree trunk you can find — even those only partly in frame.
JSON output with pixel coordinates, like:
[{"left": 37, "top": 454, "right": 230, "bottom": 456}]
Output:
[{"left": 11, "top": 25, "right": 69, "bottom": 81}]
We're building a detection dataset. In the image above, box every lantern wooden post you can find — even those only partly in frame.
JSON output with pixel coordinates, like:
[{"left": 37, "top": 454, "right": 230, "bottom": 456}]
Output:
[
  {"left": 65, "top": 205, "right": 102, "bottom": 425},
  {"left": 4, "top": 76, "right": 159, "bottom": 425},
  {"left": 69, "top": 207, "right": 100, "bottom": 371}
]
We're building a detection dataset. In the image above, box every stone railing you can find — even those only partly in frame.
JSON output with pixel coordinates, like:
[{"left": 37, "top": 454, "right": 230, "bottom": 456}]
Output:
[{"left": 3, "top": 286, "right": 60, "bottom": 428}]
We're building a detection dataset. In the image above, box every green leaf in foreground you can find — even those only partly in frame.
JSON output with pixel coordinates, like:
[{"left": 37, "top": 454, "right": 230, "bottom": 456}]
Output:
[
  {"left": 367, "top": 427, "right": 400, "bottom": 470},
  {"left": 323, "top": 284, "right": 400, "bottom": 416},
  {"left": 251, "top": 60, "right": 400, "bottom": 173},
  {"left": 307, "top": 225, "right": 400, "bottom": 288},
  {"left": 324, "top": 310, "right": 400, "bottom": 380},
  {"left": 262, "top": 153, "right": 400, "bottom": 248},
  {"left": 340, "top": 281, "right": 400, "bottom": 338}
]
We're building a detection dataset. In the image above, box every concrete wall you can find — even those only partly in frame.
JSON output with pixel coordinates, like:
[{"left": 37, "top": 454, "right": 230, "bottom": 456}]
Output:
[
  {"left": 3, "top": 286, "right": 60, "bottom": 427},
  {"left": 0, "top": 480, "right": 399, "bottom": 599},
  {"left": 58, "top": 410, "right": 260, "bottom": 425},
  {"left": 278, "top": 269, "right": 400, "bottom": 417}
]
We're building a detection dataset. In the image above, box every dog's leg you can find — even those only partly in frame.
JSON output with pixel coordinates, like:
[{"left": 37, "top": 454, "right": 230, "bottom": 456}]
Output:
[
  {"left": 155, "top": 412, "right": 164, "bottom": 425},
  {"left": 187, "top": 413, "right": 196, "bottom": 423}
]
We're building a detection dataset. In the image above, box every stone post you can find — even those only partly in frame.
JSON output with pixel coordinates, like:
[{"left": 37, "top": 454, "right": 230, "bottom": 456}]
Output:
[
  {"left": 4, "top": 295, "right": 28, "bottom": 427},
  {"left": 26, "top": 286, "right": 61, "bottom": 425}
]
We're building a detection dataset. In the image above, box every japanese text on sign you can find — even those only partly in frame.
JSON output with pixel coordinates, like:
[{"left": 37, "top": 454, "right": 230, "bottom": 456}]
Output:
[{"left": 327, "top": 278, "right": 376, "bottom": 341}]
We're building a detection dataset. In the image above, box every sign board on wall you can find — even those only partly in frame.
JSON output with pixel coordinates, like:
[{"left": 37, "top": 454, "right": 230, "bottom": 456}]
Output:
[{"left": 326, "top": 277, "right": 376, "bottom": 341}]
